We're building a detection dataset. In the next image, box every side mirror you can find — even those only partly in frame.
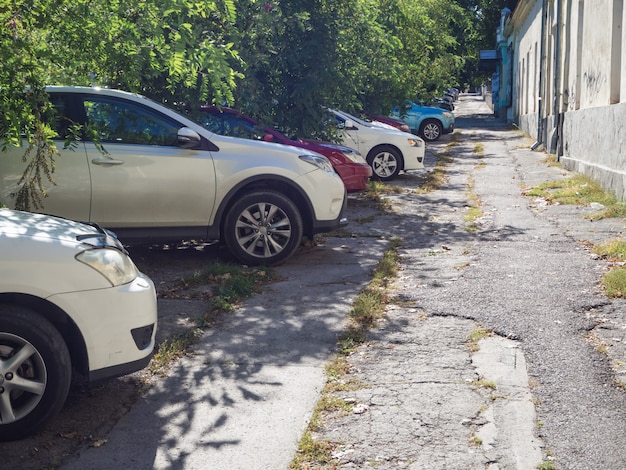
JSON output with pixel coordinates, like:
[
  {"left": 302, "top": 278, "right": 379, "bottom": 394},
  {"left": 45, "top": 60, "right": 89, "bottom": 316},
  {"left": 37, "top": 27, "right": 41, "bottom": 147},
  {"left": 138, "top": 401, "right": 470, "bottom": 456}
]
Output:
[
  {"left": 177, "top": 127, "right": 202, "bottom": 149},
  {"left": 343, "top": 120, "right": 357, "bottom": 130},
  {"left": 262, "top": 132, "right": 274, "bottom": 143}
]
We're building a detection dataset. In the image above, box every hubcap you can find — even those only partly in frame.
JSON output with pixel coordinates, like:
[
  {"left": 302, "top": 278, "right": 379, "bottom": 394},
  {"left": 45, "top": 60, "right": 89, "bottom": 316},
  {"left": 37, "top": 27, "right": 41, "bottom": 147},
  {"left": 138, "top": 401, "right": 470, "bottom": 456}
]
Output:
[
  {"left": 235, "top": 202, "right": 292, "bottom": 259},
  {"left": 424, "top": 124, "right": 440, "bottom": 140},
  {"left": 0, "top": 333, "right": 47, "bottom": 424},
  {"left": 372, "top": 152, "right": 398, "bottom": 178}
]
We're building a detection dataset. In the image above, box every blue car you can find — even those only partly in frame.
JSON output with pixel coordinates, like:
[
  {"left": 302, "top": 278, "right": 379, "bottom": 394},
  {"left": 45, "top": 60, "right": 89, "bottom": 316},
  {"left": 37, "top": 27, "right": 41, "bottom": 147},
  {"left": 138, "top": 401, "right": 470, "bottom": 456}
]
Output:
[{"left": 391, "top": 101, "right": 455, "bottom": 142}]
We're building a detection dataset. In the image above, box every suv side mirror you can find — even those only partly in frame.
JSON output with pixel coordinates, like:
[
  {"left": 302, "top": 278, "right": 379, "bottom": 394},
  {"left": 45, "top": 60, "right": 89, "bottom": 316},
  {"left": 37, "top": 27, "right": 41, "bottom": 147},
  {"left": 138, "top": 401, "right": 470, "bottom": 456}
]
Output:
[
  {"left": 343, "top": 120, "right": 357, "bottom": 130},
  {"left": 177, "top": 127, "right": 202, "bottom": 149}
]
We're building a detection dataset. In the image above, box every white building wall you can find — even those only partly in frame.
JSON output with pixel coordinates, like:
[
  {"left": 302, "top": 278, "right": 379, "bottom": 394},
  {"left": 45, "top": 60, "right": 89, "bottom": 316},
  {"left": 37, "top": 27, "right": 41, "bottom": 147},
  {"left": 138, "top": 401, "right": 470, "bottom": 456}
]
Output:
[
  {"left": 621, "top": 0, "right": 626, "bottom": 101},
  {"left": 579, "top": 0, "right": 613, "bottom": 108},
  {"left": 511, "top": 0, "right": 544, "bottom": 139},
  {"left": 508, "top": 0, "right": 626, "bottom": 200}
]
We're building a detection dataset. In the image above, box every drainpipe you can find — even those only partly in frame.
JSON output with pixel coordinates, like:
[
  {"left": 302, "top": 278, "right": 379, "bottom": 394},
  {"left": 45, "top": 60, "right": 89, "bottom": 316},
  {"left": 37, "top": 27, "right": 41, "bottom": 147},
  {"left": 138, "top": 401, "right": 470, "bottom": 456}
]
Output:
[
  {"left": 531, "top": 0, "right": 548, "bottom": 151},
  {"left": 549, "top": 0, "right": 563, "bottom": 155}
]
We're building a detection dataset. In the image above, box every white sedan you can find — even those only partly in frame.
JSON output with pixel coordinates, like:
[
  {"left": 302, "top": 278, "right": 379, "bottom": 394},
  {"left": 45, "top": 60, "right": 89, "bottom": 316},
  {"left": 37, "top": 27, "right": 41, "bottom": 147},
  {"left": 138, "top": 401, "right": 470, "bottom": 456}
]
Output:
[
  {"left": 329, "top": 109, "right": 425, "bottom": 181},
  {"left": 0, "top": 209, "right": 157, "bottom": 440}
]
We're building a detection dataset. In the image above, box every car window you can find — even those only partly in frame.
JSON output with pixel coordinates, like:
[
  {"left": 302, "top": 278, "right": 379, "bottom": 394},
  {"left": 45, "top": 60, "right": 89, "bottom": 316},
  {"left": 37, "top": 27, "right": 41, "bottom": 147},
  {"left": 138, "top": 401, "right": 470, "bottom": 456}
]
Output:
[
  {"left": 83, "top": 98, "right": 180, "bottom": 146},
  {"left": 199, "top": 112, "right": 267, "bottom": 140},
  {"left": 44, "top": 94, "right": 85, "bottom": 141}
]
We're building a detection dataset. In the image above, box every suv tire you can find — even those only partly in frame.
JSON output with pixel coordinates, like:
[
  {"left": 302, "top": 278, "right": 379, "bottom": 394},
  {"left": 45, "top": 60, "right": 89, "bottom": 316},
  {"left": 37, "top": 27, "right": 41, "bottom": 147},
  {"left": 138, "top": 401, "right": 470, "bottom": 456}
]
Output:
[{"left": 223, "top": 191, "right": 304, "bottom": 266}]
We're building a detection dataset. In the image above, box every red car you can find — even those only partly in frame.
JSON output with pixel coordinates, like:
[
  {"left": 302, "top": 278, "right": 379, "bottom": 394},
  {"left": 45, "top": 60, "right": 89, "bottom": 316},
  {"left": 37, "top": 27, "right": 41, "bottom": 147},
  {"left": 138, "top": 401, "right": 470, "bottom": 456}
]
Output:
[
  {"left": 363, "top": 112, "right": 412, "bottom": 133},
  {"left": 198, "top": 107, "right": 372, "bottom": 192}
]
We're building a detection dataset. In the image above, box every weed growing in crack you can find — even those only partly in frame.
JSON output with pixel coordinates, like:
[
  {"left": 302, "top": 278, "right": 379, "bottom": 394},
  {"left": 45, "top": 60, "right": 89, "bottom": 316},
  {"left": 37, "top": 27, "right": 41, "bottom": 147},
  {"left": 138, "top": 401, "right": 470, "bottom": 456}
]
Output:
[
  {"left": 464, "top": 175, "right": 483, "bottom": 231},
  {"left": 471, "top": 379, "right": 497, "bottom": 390},
  {"left": 466, "top": 327, "right": 492, "bottom": 352}
]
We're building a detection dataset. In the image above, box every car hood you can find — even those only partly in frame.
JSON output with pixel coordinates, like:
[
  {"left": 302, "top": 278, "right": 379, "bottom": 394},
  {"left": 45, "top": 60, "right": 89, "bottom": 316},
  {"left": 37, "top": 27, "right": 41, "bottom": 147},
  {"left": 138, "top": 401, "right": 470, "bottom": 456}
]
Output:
[
  {"left": 298, "top": 138, "right": 355, "bottom": 153},
  {"left": 0, "top": 209, "right": 122, "bottom": 249}
]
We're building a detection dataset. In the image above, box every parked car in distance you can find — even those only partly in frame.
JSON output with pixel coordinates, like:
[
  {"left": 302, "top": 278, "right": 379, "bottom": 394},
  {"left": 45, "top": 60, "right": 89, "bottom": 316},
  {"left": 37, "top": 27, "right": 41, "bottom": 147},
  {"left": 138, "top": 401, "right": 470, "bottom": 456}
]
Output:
[
  {"left": 0, "top": 87, "right": 348, "bottom": 266},
  {"left": 390, "top": 101, "right": 455, "bottom": 142},
  {"left": 197, "top": 106, "right": 372, "bottom": 192},
  {"left": 328, "top": 109, "right": 425, "bottom": 181},
  {"left": 0, "top": 209, "right": 157, "bottom": 441}
]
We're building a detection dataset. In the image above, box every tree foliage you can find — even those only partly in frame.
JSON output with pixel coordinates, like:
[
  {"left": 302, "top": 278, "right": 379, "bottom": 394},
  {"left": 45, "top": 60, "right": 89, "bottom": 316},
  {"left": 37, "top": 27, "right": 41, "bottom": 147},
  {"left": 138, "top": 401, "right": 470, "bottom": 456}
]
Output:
[{"left": 1, "top": 0, "right": 509, "bottom": 208}]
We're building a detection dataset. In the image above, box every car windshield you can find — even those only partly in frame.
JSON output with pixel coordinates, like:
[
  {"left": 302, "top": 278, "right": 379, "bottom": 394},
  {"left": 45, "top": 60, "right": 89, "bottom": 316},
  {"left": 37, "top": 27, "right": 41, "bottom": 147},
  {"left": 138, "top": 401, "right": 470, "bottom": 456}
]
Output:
[{"left": 334, "top": 110, "right": 375, "bottom": 128}]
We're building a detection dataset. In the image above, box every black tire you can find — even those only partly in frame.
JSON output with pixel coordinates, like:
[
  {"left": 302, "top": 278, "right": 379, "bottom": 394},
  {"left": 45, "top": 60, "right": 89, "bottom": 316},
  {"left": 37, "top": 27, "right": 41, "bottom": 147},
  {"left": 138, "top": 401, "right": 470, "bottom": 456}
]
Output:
[
  {"left": 366, "top": 145, "right": 403, "bottom": 181},
  {"left": 419, "top": 119, "right": 443, "bottom": 142},
  {"left": 223, "top": 190, "right": 304, "bottom": 266},
  {"left": 0, "top": 306, "right": 72, "bottom": 441}
]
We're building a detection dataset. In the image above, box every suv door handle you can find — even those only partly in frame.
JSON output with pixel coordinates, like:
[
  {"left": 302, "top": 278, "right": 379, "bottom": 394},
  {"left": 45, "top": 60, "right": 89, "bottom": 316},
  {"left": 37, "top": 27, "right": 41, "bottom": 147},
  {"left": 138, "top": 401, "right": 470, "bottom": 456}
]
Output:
[{"left": 91, "top": 157, "right": 124, "bottom": 166}]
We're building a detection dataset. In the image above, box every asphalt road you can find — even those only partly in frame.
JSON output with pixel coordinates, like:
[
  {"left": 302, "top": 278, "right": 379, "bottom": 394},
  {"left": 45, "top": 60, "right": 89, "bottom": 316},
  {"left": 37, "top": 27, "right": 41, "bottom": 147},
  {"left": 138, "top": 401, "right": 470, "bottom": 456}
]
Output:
[{"left": 60, "top": 95, "right": 626, "bottom": 469}]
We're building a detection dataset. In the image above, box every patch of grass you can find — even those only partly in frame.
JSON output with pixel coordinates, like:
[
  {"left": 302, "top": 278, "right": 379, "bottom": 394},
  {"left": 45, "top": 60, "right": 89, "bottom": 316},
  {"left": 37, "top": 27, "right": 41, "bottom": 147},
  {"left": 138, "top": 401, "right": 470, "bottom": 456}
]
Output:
[
  {"left": 467, "top": 327, "right": 492, "bottom": 352},
  {"left": 537, "top": 461, "right": 556, "bottom": 470},
  {"left": 524, "top": 174, "right": 619, "bottom": 212},
  {"left": 489, "top": 393, "right": 509, "bottom": 401},
  {"left": 464, "top": 176, "right": 483, "bottom": 231},
  {"left": 470, "top": 434, "right": 483, "bottom": 446},
  {"left": 363, "top": 181, "right": 399, "bottom": 211},
  {"left": 589, "top": 239, "right": 626, "bottom": 298},
  {"left": 291, "top": 432, "right": 337, "bottom": 469},
  {"left": 593, "top": 239, "right": 626, "bottom": 260},
  {"left": 149, "top": 328, "right": 204, "bottom": 373},
  {"left": 474, "top": 143, "right": 484, "bottom": 156},
  {"left": 600, "top": 267, "right": 626, "bottom": 298},
  {"left": 471, "top": 379, "right": 497, "bottom": 390},
  {"left": 416, "top": 149, "right": 454, "bottom": 194},
  {"left": 149, "top": 264, "right": 274, "bottom": 374},
  {"left": 544, "top": 154, "right": 561, "bottom": 167}
]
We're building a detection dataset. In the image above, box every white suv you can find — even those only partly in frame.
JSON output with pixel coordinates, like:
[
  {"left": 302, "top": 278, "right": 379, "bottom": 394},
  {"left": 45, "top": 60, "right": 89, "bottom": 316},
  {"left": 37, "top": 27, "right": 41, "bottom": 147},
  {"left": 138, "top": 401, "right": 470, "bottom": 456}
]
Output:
[
  {"left": 330, "top": 109, "right": 425, "bottom": 181},
  {"left": 0, "top": 87, "right": 347, "bottom": 266},
  {"left": 0, "top": 209, "right": 157, "bottom": 440}
]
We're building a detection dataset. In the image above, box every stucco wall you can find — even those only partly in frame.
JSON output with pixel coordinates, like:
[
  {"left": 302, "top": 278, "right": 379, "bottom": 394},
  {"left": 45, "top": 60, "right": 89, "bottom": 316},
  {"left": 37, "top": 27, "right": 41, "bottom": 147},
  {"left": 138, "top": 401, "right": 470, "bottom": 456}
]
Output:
[
  {"left": 561, "top": 102, "right": 626, "bottom": 199},
  {"left": 514, "top": 1, "right": 543, "bottom": 118},
  {"left": 579, "top": 0, "right": 613, "bottom": 108},
  {"left": 518, "top": 113, "right": 538, "bottom": 140}
]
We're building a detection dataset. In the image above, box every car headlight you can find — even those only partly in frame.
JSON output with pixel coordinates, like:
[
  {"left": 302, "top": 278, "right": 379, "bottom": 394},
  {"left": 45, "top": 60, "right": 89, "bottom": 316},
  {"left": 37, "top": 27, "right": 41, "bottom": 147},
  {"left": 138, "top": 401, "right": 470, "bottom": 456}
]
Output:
[
  {"left": 299, "top": 154, "right": 335, "bottom": 173},
  {"left": 443, "top": 112, "right": 453, "bottom": 118},
  {"left": 407, "top": 138, "right": 424, "bottom": 147},
  {"left": 76, "top": 248, "right": 139, "bottom": 286},
  {"left": 341, "top": 148, "right": 367, "bottom": 164}
]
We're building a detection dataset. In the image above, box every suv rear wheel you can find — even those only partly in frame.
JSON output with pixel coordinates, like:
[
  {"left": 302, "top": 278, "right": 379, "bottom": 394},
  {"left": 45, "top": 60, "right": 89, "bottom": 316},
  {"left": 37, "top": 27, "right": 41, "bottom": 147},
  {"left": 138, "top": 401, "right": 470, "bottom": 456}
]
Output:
[{"left": 223, "top": 191, "right": 304, "bottom": 266}]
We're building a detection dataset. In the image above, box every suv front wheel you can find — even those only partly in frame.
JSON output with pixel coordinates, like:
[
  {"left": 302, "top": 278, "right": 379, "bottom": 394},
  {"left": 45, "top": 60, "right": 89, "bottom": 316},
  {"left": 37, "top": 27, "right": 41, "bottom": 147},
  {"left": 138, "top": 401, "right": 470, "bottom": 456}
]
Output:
[{"left": 223, "top": 191, "right": 304, "bottom": 266}]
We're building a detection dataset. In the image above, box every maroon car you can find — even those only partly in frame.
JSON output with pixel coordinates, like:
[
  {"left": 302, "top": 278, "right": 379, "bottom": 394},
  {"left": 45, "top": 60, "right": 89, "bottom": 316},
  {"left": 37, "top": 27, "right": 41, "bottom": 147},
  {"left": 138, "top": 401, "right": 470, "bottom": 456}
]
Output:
[
  {"left": 198, "top": 106, "right": 372, "bottom": 192},
  {"left": 363, "top": 112, "right": 412, "bottom": 133}
]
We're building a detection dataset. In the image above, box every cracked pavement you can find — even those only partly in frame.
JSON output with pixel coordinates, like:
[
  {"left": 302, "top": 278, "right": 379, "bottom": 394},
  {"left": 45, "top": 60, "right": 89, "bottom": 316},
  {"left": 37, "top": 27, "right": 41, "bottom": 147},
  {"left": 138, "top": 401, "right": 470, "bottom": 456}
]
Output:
[{"left": 59, "top": 95, "right": 626, "bottom": 470}]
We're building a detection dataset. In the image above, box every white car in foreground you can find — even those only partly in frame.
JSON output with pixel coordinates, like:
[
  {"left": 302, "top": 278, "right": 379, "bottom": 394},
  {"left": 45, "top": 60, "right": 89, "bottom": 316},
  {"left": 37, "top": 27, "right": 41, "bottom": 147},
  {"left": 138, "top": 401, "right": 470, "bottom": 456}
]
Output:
[
  {"left": 329, "top": 109, "right": 425, "bottom": 181},
  {"left": 0, "top": 209, "right": 157, "bottom": 441},
  {"left": 0, "top": 87, "right": 347, "bottom": 266}
]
